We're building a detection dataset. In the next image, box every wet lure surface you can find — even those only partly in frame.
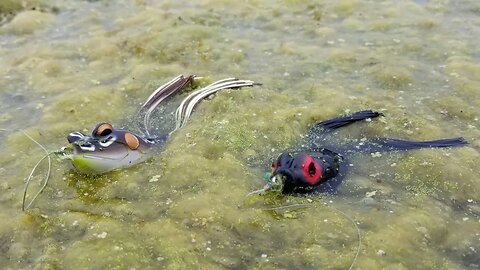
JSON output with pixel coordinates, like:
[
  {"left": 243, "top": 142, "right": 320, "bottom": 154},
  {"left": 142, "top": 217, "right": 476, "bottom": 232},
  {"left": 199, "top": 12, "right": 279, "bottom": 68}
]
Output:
[
  {"left": 265, "top": 110, "right": 468, "bottom": 194},
  {"left": 59, "top": 75, "right": 256, "bottom": 174}
]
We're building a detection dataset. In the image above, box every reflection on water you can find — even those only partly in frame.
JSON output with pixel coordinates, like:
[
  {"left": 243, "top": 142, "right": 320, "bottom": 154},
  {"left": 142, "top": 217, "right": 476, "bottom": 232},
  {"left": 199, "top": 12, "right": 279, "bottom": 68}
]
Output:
[{"left": 0, "top": 0, "right": 479, "bottom": 269}]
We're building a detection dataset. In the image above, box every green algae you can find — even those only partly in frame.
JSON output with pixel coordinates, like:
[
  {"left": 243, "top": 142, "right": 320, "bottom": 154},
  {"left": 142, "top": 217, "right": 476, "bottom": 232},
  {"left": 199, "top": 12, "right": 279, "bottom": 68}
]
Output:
[
  {"left": 0, "top": 0, "right": 46, "bottom": 19},
  {"left": 0, "top": 0, "right": 479, "bottom": 269}
]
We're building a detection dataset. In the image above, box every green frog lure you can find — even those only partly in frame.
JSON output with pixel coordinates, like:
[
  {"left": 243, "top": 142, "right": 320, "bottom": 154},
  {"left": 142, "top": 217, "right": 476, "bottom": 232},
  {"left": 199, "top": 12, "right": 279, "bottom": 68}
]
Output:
[{"left": 22, "top": 75, "right": 256, "bottom": 210}]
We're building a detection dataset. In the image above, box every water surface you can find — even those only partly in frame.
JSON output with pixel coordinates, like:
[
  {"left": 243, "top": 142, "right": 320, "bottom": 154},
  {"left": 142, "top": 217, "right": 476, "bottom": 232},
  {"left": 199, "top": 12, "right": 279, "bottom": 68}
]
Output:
[{"left": 0, "top": 0, "right": 479, "bottom": 269}]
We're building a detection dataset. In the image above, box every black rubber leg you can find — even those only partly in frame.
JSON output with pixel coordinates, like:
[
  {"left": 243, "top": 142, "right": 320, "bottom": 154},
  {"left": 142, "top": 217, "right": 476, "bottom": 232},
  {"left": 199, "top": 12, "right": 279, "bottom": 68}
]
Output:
[
  {"left": 315, "top": 110, "right": 384, "bottom": 130},
  {"left": 353, "top": 137, "right": 468, "bottom": 152}
]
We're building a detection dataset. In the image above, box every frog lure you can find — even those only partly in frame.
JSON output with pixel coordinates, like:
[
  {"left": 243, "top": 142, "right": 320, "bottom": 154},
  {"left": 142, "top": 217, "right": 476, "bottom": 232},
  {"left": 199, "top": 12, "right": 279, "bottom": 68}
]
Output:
[
  {"left": 59, "top": 75, "right": 256, "bottom": 174},
  {"left": 259, "top": 110, "right": 468, "bottom": 195},
  {"left": 23, "top": 75, "right": 256, "bottom": 210}
]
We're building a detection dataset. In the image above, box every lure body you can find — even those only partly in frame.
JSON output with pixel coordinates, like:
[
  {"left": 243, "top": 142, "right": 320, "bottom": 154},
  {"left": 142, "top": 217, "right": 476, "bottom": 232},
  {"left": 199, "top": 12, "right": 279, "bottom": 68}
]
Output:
[
  {"left": 61, "top": 75, "right": 256, "bottom": 174},
  {"left": 268, "top": 110, "right": 468, "bottom": 194},
  {"left": 64, "top": 123, "right": 157, "bottom": 174}
]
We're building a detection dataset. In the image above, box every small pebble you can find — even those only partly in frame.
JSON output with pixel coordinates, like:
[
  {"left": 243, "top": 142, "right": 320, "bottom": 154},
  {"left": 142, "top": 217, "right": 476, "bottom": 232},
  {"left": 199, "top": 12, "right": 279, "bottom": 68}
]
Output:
[
  {"left": 149, "top": 175, "right": 161, "bottom": 183},
  {"left": 361, "top": 197, "right": 376, "bottom": 206},
  {"left": 96, "top": 232, "right": 107, "bottom": 239},
  {"left": 365, "top": 190, "right": 377, "bottom": 198}
]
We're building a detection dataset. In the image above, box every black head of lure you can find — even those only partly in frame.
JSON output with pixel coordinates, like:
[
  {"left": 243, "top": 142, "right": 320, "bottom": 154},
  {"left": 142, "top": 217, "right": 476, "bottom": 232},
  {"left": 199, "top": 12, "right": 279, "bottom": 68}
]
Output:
[
  {"left": 257, "top": 110, "right": 467, "bottom": 196},
  {"left": 60, "top": 122, "right": 155, "bottom": 174},
  {"left": 268, "top": 149, "right": 343, "bottom": 194}
]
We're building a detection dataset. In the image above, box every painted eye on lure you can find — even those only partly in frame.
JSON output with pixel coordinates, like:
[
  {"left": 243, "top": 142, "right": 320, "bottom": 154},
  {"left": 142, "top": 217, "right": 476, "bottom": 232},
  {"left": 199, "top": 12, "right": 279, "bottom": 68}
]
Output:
[{"left": 94, "top": 123, "right": 113, "bottom": 137}]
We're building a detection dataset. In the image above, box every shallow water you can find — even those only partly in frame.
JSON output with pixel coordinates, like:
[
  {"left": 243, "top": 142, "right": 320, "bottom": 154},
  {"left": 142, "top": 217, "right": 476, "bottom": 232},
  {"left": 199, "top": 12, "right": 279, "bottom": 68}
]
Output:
[{"left": 0, "top": 0, "right": 479, "bottom": 269}]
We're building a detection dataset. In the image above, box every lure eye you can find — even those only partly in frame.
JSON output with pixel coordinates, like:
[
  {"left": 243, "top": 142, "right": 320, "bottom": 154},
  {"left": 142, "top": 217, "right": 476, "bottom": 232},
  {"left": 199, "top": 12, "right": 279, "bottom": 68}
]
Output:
[
  {"left": 125, "top": 132, "right": 140, "bottom": 150},
  {"left": 95, "top": 123, "right": 113, "bottom": 137},
  {"left": 301, "top": 155, "right": 322, "bottom": 185}
]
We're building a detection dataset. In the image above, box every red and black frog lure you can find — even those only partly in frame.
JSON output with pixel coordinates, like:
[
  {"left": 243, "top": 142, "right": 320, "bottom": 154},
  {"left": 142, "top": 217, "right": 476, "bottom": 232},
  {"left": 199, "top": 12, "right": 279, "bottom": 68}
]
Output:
[{"left": 265, "top": 110, "right": 468, "bottom": 194}]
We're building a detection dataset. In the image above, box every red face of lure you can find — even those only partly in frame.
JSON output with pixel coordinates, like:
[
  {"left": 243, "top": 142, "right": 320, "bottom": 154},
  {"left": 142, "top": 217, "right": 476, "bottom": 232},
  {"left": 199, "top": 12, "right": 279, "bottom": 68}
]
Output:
[
  {"left": 301, "top": 154, "right": 323, "bottom": 185},
  {"left": 269, "top": 149, "right": 341, "bottom": 193}
]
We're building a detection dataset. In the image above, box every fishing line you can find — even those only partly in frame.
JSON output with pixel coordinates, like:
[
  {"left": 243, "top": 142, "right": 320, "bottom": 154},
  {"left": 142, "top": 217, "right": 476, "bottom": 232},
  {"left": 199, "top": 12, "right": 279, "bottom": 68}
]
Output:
[
  {"left": 19, "top": 130, "right": 56, "bottom": 211},
  {"left": 243, "top": 194, "right": 361, "bottom": 270},
  {"left": 256, "top": 203, "right": 308, "bottom": 211},
  {"left": 242, "top": 185, "right": 271, "bottom": 205},
  {"left": 1, "top": 129, "right": 55, "bottom": 211},
  {"left": 327, "top": 205, "right": 361, "bottom": 270},
  {"left": 22, "top": 151, "right": 57, "bottom": 211}
]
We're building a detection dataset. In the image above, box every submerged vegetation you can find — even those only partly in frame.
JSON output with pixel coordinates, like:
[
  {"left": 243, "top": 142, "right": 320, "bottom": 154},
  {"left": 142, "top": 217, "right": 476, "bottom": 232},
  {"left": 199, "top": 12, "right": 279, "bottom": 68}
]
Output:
[{"left": 0, "top": 0, "right": 479, "bottom": 269}]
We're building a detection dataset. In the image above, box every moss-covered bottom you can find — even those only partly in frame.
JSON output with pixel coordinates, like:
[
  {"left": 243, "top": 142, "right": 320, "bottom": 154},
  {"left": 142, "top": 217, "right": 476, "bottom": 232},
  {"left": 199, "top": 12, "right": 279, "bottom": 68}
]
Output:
[{"left": 0, "top": 0, "right": 479, "bottom": 269}]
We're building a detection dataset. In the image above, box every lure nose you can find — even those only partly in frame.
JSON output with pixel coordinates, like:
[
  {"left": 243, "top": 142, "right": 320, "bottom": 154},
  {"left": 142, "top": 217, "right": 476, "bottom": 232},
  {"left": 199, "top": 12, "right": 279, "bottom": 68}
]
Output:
[
  {"left": 55, "top": 145, "right": 75, "bottom": 163},
  {"left": 267, "top": 172, "right": 287, "bottom": 192},
  {"left": 272, "top": 168, "right": 293, "bottom": 182}
]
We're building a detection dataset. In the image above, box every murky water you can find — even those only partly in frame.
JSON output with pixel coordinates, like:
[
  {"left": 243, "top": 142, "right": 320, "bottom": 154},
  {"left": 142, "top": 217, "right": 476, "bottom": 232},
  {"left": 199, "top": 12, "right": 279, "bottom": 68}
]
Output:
[{"left": 1, "top": 0, "right": 479, "bottom": 269}]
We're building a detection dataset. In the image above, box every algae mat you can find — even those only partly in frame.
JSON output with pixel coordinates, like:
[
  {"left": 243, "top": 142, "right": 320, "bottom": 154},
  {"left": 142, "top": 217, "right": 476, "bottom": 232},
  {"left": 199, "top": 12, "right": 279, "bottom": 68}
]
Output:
[{"left": 0, "top": 0, "right": 479, "bottom": 269}]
